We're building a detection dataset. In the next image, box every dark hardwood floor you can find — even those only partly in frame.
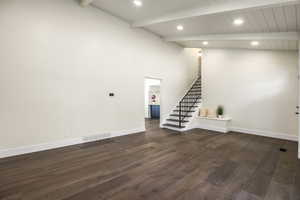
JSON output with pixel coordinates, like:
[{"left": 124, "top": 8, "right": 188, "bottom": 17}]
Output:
[{"left": 0, "top": 119, "right": 299, "bottom": 200}]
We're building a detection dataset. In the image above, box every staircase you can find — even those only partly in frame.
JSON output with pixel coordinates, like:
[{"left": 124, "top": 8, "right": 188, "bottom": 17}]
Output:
[{"left": 162, "top": 77, "right": 202, "bottom": 131}]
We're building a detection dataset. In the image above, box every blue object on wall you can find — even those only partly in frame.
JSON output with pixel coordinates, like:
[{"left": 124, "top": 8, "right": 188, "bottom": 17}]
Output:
[{"left": 150, "top": 105, "right": 160, "bottom": 119}]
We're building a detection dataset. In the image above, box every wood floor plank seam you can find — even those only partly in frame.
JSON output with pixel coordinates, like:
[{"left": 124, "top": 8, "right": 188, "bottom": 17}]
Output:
[{"left": 0, "top": 119, "right": 299, "bottom": 200}]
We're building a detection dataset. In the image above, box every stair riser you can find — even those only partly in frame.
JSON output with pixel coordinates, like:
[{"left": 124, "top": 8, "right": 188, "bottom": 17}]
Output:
[
  {"left": 179, "top": 103, "right": 201, "bottom": 106},
  {"left": 173, "top": 110, "right": 195, "bottom": 113},
  {"left": 179, "top": 102, "right": 201, "bottom": 104},
  {"left": 166, "top": 121, "right": 189, "bottom": 125},
  {"left": 184, "top": 97, "right": 201, "bottom": 99},
  {"left": 162, "top": 126, "right": 186, "bottom": 132},
  {"left": 166, "top": 119, "right": 189, "bottom": 123},
  {"left": 181, "top": 99, "right": 201, "bottom": 101},
  {"left": 186, "top": 97, "right": 201, "bottom": 99},
  {"left": 169, "top": 114, "right": 191, "bottom": 117},
  {"left": 180, "top": 102, "right": 201, "bottom": 104},
  {"left": 163, "top": 123, "right": 186, "bottom": 128},
  {"left": 176, "top": 105, "right": 198, "bottom": 109},
  {"left": 170, "top": 114, "right": 192, "bottom": 118}
]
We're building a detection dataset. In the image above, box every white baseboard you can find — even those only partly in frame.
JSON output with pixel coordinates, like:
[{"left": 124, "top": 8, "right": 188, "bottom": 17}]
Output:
[
  {"left": 160, "top": 125, "right": 186, "bottom": 132},
  {"left": 230, "top": 127, "right": 298, "bottom": 142},
  {"left": 188, "top": 124, "right": 297, "bottom": 141},
  {"left": 0, "top": 127, "right": 145, "bottom": 159},
  {"left": 193, "top": 124, "right": 229, "bottom": 133}
]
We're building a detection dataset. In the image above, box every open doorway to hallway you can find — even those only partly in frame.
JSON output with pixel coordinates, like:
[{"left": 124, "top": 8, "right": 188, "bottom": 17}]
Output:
[{"left": 144, "top": 78, "right": 161, "bottom": 130}]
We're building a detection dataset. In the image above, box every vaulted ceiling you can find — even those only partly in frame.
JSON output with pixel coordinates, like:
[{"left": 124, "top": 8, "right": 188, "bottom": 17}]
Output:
[{"left": 85, "top": 0, "right": 300, "bottom": 50}]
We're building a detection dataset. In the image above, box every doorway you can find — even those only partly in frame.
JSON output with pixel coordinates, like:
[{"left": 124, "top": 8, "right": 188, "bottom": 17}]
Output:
[{"left": 144, "top": 78, "right": 161, "bottom": 130}]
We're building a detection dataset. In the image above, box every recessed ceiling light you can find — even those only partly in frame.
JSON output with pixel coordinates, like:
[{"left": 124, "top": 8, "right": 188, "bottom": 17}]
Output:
[
  {"left": 177, "top": 25, "right": 184, "bottom": 31},
  {"left": 233, "top": 18, "right": 244, "bottom": 26},
  {"left": 202, "top": 41, "right": 208, "bottom": 45},
  {"left": 251, "top": 41, "right": 259, "bottom": 46},
  {"left": 133, "top": 0, "right": 142, "bottom": 7}
]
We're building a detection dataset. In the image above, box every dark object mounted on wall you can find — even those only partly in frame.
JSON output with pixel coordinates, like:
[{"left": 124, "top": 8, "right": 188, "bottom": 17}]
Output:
[
  {"left": 109, "top": 93, "right": 115, "bottom": 97},
  {"left": 279, "top": 148, "right": 287, "bottom": 152}
]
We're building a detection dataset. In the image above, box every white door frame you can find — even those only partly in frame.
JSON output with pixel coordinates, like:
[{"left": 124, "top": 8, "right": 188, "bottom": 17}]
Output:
[{"left": 298, "top": 42, "right": 300, "bottom": 159}]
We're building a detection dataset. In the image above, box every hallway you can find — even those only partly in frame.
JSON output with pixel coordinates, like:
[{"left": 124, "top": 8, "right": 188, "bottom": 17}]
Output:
[{"left": 145, "top": 119, "right": 160, "bottom": 131}]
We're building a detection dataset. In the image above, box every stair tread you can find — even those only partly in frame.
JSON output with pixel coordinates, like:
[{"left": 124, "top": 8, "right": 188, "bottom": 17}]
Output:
[
  {"left": 166, "top": 119, "right": 189, "bottom": 123},
  {"left": 181, "top": 102, "right": 200, "bottom": 104},
  {"left": 173, "top": 110, "right": 195, "bottom": 112},
  {"left": 180, "top": 101, "right": 201, "bottom": 102},
  {"left": 170, "top": 114, "right": 193, "bottom": 117},
  {"left": 183, "top": 98, "right": 199, "bottom": 99},
  {"left": 163, "top": 123, "right": 186, "bottom": 129},
  {"left": 181, "top": 99, "right": 201, "bottom": 101},
  {"left": 182, "top": 98, "right": 201, "bottom": 100},
  {"left": 176, "top": 105, "right": 197, "bottom": 108}
]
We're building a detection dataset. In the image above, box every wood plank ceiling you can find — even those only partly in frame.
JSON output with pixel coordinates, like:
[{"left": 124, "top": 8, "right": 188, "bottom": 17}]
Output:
[
  {"left": 91, "top": 0, "right": 300, "bottom": 50},
  {"left": 146, "top": 5, "right": 300, "bottom": 36}
]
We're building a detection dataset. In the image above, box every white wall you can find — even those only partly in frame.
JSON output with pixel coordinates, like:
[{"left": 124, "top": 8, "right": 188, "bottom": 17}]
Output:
[
  {"left": 202, "top": 49, "right": 298, "bottom": 138},
  {"left": 0, "top": 0, "right": 199, "bottom": 151}
]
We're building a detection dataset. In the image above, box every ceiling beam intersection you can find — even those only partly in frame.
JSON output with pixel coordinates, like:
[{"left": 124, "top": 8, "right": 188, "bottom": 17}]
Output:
[{"left": 165, "top": 32, "right": 300, "bottom": 42}]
